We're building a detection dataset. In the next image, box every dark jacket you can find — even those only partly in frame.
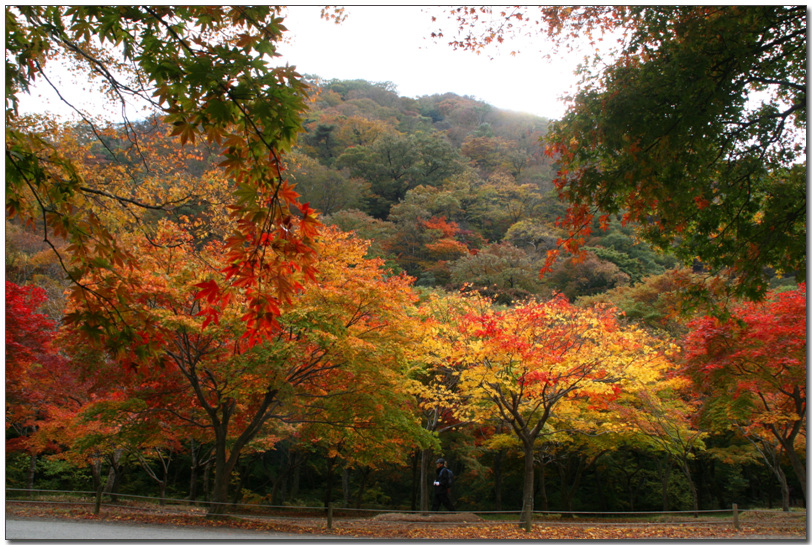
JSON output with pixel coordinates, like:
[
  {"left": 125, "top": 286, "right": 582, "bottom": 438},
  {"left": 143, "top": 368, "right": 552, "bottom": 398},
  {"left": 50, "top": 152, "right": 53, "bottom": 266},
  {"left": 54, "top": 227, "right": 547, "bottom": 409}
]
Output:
[{"left": 434, "top": 466, "right": 452, "bottom": 492}]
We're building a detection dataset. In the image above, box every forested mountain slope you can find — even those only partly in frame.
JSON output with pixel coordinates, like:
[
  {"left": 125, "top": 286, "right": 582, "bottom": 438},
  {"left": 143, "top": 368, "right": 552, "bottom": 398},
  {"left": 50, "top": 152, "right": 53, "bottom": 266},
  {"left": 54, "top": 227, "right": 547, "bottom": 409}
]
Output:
[{"left": 287, "top": 78, "right": 679, "bottom": 303}]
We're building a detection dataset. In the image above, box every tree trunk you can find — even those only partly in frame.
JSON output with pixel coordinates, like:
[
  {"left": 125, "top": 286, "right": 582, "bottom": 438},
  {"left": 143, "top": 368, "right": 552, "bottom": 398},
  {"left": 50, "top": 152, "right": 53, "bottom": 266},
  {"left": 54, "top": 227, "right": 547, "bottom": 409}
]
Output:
[
  {"left": 657, "top": 458, "right": 672, "bottom": 511},
  {"left": 619, "top": 460, "right": 644, "bottom": 512},
  {"left": 679, "top": 457, "right": 699, "bottom": 515},
  {"left": 291, "top": 452, "right": 301, "bottom": 500},
  {"left": 133, "top": 448, "right": 172, "bottom": 506},
  {"left": 270, "top": 473, "right": 284, "bottom": 505},
  {"left": 781, "top": 442, "right": 807, "bottom": 501},
  {"left": 410, "top": 449, "right": 419, "bottom": 511},
  {"left": 189, "top": 442, "right": 213, "bottom": 505},
  {"left": 90, "top": 457, "right": 104, "bottom": 514},
  {"left": 203, "top": 390, "right": 279, "bottom": 516},
  {"left": 324, "top": 457, "right": 337, "bottom": 509},
  {"left": 90, "top": 458, "right": 103, "bottom": 492},
  {"left": 520, "top": 443, "right": 535, "bottom": 524},
  {"left": 493, "top": 450, "right": 503, "bottom": 511},
  {"left": 556, "top": 456, "right": 581, "bottom": 516},
  {"left": 777, "top": 463, "right": 791, "bottom": 512},
  {"left": 750, "top": 438, "right": 788, "bottom": 511},
  {"left": 27, "top": 454, "right": 37, "bottom": 497},
  {"left": 102, "top": 464, "right": 117, "bottom": 501},
  {"left": 188, "top": 439, "right": 199, "bottom": 504},
  {"left": 628, "top": 475, "right": 636, "bottom": 512},
  {"left": 208, "top": 425, "right": 239, "bottom": 516},
  {"left": 594, "top": 466, "right": 607, "bottom": 512},
  {"left": 271, "top": 449, "right": 289, "bottom": 505},
  {"left": 202, "top": 457, "right": 212, "bottom": 502},
  {"left": 538, "top": 459, "right": 549, "bottom": 511},
  {"left": 355, "top": 467, "right": 370, "bottom": 509},
  {"left": 208, "top": 445, "right": 231, "bottom": 516},
  {"left": 341, "top": 467, "right": 351, "bottom": 507},
  {"left": 420, "top": 449, "right": 432, "bottom": 513},
  {"left": 556, "top": 449, "right": 605, "bottom": 517},
  {"left": 230, "top": 461, "right": 246, "bottom": 506},
  {"left": 103, "top": 449, "right": 123, "bottom": 503},
  {"left": 771, "top": 387, "right": 807, "bottom": 502}
]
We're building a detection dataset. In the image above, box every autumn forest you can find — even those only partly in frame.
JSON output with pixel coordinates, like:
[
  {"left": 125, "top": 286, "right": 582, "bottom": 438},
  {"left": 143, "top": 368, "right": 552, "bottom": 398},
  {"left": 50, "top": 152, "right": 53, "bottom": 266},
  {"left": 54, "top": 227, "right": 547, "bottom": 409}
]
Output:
[{"left": 6, "top": 6, "right": 806, "bottom": 522}]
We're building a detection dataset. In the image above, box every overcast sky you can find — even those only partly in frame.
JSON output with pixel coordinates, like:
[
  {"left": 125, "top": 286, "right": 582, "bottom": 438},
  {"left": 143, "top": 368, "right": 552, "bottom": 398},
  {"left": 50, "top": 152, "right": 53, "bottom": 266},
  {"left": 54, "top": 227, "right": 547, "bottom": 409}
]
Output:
[
  {"left": 18, "top": 6, "right": 588, "bottom": 122},
  {"left": 278, "top": 6, "right": 580, "bottom": 119}
]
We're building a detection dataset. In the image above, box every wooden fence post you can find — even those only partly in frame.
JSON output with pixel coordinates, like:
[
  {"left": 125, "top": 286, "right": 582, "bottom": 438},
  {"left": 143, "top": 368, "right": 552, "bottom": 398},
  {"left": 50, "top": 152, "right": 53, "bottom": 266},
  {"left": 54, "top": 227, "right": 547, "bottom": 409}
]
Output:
[{"left": 732, "top": 503, "right": 740, "bottom": 530}]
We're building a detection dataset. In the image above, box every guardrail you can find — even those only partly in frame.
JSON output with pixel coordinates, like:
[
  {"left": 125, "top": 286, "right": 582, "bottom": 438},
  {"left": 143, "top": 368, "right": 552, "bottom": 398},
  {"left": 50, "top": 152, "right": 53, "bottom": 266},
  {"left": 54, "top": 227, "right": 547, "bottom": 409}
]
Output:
[{"left": 6, "top": 488, "right": 806, "bottom": 534}]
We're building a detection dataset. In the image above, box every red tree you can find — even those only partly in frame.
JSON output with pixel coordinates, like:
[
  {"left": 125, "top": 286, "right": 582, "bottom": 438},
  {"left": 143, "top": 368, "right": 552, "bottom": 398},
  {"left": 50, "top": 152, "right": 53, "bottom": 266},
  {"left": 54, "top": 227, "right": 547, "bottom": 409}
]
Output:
[
  {"left": 684, "top": 284, "right": 807, "bottom": 500},
  {"left": 6, "top": 281, "right": 69, "bottom": 489},
  {"left": 6, "top": 281, "right": 59, "bottom": 437}
]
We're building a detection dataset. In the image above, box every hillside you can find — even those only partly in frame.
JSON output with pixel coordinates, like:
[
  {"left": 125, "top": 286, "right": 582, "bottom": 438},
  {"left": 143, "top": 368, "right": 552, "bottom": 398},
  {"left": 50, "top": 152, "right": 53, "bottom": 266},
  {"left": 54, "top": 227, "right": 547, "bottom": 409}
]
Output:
[{"left": 287, "top": 78, "right": 678, "bottom": 302}]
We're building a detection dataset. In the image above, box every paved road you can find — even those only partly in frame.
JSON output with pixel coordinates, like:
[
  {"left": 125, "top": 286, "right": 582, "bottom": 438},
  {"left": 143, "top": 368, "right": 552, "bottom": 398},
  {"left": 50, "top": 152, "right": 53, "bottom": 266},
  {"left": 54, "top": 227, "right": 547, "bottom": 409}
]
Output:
[{"left": 6, "top": 516, "right": 339, "bottom": 542}]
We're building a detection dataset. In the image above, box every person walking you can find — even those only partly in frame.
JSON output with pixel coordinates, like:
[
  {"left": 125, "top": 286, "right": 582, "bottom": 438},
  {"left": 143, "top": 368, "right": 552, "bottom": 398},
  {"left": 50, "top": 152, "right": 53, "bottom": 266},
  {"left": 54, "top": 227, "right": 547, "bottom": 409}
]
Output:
[{"left": 431, "top": 458, "right": 455, "bottom": 512}]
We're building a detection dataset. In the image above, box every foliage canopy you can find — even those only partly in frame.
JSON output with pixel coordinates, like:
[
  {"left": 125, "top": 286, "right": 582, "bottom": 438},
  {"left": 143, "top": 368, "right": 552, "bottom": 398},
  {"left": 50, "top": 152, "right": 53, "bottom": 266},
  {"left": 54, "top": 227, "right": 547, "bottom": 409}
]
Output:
[
  {"left": 6, "top": 6, "right": 319, "bottom": 344},
  {"left": 434, "top": 6, "right": 806, "bottom": 299}
]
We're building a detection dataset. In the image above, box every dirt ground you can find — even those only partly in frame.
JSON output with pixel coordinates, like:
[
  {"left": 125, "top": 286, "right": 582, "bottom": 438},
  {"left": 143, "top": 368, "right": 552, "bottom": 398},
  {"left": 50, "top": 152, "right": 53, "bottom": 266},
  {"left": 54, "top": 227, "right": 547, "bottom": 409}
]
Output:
[{"left": 6, "top": 502, "right": 807, "bottom": 540}]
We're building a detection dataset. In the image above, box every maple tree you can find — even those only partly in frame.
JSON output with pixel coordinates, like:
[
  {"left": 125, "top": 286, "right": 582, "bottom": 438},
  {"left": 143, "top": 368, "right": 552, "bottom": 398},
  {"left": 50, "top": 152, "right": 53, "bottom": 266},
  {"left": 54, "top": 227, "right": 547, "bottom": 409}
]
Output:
[
  {"left": 297, "top": 383, "right": 434, "bottom": 510},
  {"left": 16, "top": 300, "right": 197, "bottom": 502},
  {"left": 683, "top": 284, "right": 807, "bottom": 501},
  {"left": 453, "top": 295, "right": 672, "bottom": 522},
  {"left": 615, "top": 377, "right": 707, "bottom": 512},
  {"left": 6, "top": 281, "right": 58, "bottom": 425},
  {"left": 418, "top": 216, "right": 476, "bottom": 285},
  {"left": 61, "top": 222, "right": 427, "bottom": 515},
  {"left": 5, "top": 281, "right": 68, "bottom": 492},
  {"left": 6, "top": 6, "right": 320, "bottom": 345},
  {"left": 407, "top": 290, "right": 488, "bottom": 510},
  {"left": 384, "top": 193, "right": 486, "bottom": 285},
  {"left": 7, "top": 5, "right": 804, "bottom": 514},
  {"left": 282, "top": 231, "right": 437, "bottom": 509},
  {"left": 434, "top": 6, "right": 806, "bottom": 300}
]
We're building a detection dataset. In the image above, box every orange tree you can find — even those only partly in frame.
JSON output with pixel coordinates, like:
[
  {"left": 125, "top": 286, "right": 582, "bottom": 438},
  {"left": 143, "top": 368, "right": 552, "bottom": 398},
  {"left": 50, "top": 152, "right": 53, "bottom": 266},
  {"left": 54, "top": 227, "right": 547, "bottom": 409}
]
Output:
[
  {"left": 453, "top": 295, "right": 671, "bottom": 522},
  {"left": 7, "top": 6, "right": 319, "bottom": 346},
  {"left": 62, "top": 223, "right": 428, "bottom": 515},
  {"left": 281, "top": 228, "right": 437, "bottom": 509},
  {"left": 683, "top": 284, "right": 807, "bottom": 501}
]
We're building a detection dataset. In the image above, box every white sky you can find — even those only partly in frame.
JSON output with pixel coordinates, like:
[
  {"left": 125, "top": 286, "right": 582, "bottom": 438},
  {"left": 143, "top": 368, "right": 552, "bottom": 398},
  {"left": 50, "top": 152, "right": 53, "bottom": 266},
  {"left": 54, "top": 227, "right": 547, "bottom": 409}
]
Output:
[
  {"left": 278, "top": 6, "right": 581, "bottom": 119},
  {"left": 17, "top": 6, "right": 588, "bottom": 121}
]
